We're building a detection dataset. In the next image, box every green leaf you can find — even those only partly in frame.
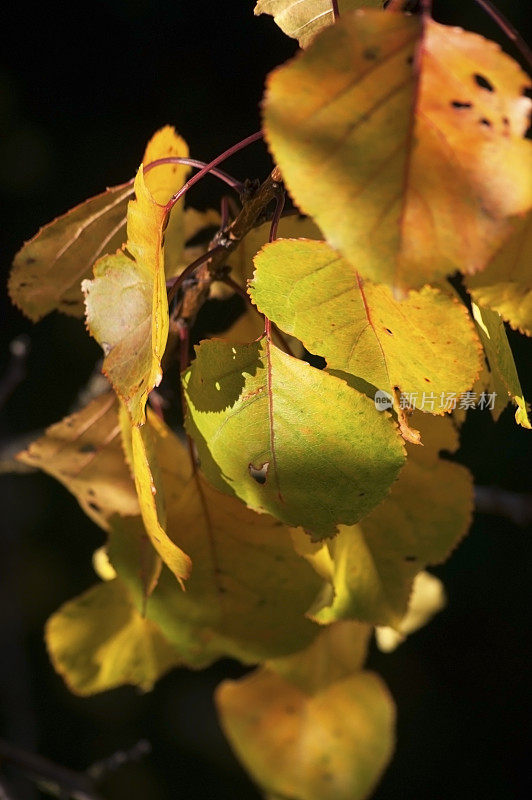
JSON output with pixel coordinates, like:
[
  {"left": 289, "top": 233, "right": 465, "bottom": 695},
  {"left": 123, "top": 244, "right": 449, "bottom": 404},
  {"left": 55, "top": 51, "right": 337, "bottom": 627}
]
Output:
[
  {"left": 9, "top": 127, "right": 188, "bottom": 321},
  {"left": 45, "top": 579, "right": 181, "bottom": 695},
  {"left": 216, "top": 623, "right": 395, "bottom": 800},
  {"left": 250, "top": 239, "right": 482, "bottom": 413},
  {"left": 183, "top": 338, "right": 405, "bottom": 539},
  {"left": 83, "top": 165, "right": 169, "bottom": 425},
  {"left": 467, "top": 211, "right": 532, "bottom": 337},
  {"left": 17, "top": 393, "right": 139, "bottom": 531},
  {"left": 300, "top": 414, "right": 472, "bottom": 626},
  {"left": 263, "top": 10, "right": 532, "bottom": 291},
  {"left": 255, "top": 0, "right": 383, "bottom": 48},
  {"left": 471, "top": 303, "right": 531, "bottom": 428}
]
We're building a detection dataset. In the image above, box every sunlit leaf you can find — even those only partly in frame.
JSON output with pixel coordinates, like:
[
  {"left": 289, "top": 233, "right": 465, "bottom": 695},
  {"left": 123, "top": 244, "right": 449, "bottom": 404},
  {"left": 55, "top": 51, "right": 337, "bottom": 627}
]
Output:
[
  {"left": 467, "top": 211, "right": 532, "bottom": 337},
  {"left": 183, "top": 338, "right": 405, "bottom": 539},
  {"left": 216, "top": 623, "right": 395, "bottom": 800},
  {"left": 255, "top": 0, "right": 383, "bottom": 48},
  {"left": 227, "top": 215, "right": 322, "bottom": 289},
  {"left": 263, "top": 10, "right": 532, "bottom": 291},
  {"left": 17, "top": 393, "right": 139, "bottom": 531},
  {"left": 471, "top": 303, "right": 531, "bottom": 428},
  {"left": 375, "top": 570, "right": 446, "bottom": 652},
  {"left": 250, "top": 238, "right": 482, "bottom": 412},
  {"left": 9, "top": 127, "right": 188, "bottom": 320},
  {"left": 300, "top": 414, "right": 472, "bottom": 626},
  {"left": 46, "top": 579, "right": 181, "bottom": 695},
  {"left": 120, "top": 406, "right": 192, "bottom": 586},
  {"left": 83, "top": 166, "right": 169, "bottom": 425}
]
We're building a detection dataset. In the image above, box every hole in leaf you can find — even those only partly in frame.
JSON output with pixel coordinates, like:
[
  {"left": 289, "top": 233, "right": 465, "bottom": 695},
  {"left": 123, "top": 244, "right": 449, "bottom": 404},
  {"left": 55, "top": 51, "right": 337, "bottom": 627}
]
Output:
[
  {"left": 384, "top": 327, "right": 393, "bottom": 335},
  {"left": 88, "top": 501, "right": 101, "bottom": 513},
  {"left": 451, "top": 100, "right": 472, "bottom": 109},
  {"left": 479, "top": 118, "right": 492, "bottom": 127},
  {"left": 473, "top": 73, "right": 495, "bottom": 92},
  {"left": 249, "top": 461, "right": 269, "bottom": 485},
  {"left": 424, "top": 377, "right": 431, "bottom": 383}
]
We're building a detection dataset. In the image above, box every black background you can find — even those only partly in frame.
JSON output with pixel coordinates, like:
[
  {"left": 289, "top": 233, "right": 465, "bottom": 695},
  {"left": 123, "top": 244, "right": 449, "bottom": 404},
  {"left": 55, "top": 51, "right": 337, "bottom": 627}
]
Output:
[{"left": 1, "top": 1, "right": 531, "bottom": 798}]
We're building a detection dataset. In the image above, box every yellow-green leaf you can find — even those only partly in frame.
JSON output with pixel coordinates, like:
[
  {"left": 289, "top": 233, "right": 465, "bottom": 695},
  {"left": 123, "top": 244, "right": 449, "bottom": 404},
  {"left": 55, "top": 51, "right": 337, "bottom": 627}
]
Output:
[
  {"left": 83, "top": 166, "right": 169, "bottom": 425},
  {"left": 183, "top": 338, "right": 405, "bottom": 539},
  {"left": 255, "top": 0, "right": 383, "bottom": 48},
  {"left": 303, "top": 414, "right": 472, "bottom": 626},
  {"left": 46, "top": 579, "right": 181, "bottom": 695},
  {"left": 250, "top": 238, "right": 482, "bottom": 412},
  {"left": 471, "top": 303, "right": 531, "bottom": 428},
  {"left": 109, "top": 485, "right": 322, "bottom": 667},
  {"left": 216, "top": 631, "right": 395, "bottom": 800},
  {"left": 9, "top": 127, "right": 188, "bottom": 321},
  {"left": 17, "top": 393, "right": 139, "bottom": 531},
  {"left": 263, "top": 10, "right": 532, "bottom": 291},
  {"left": 467, "top": 211, "right": 532, "bottom": 337}
]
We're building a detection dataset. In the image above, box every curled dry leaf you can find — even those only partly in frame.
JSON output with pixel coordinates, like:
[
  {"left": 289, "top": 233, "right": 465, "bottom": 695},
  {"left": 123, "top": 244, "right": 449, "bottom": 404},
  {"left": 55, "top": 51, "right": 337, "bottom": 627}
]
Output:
[
  {"left": 83, "top": 166, "right": 169, "bottom": 425},
  {"left": 263, "top": 10, "right": 532, "bottom": 292}
]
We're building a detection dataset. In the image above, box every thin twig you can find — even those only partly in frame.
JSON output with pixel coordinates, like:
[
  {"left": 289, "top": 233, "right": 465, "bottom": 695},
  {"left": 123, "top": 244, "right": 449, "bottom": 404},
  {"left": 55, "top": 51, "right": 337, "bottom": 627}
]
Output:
[
  {"left": 143, "top": 156, "right": 244, "bottom": 193},
  {"left": 473, "top": 0, "right": 532, "bottom": 68},
  {"left": 0, "top": 740, "right": 103, "bottom": 800},
  {"left": 167, "top": 244, "right": 226, "bottom": 304},
  {"left": 331, "top": 0, "right": 340, "bottom": 21},
  {"left": 165, "top": 131, "right": 264, "bottom": 212}
]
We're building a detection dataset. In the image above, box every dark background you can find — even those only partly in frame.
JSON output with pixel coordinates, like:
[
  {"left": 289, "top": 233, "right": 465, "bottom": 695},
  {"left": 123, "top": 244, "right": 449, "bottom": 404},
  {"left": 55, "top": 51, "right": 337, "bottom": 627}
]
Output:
[{"left": 1, "top": 1, "right": 531, "bottom": 798}]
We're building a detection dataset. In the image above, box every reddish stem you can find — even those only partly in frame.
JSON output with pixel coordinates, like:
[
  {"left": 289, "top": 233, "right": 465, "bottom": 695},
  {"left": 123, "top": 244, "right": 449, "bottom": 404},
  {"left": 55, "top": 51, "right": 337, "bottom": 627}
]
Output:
[
  {"left": 165, "top": 131, "right": 264, "bottom": 213},
  {"left": 269, "top": 192, "right": 285, "bottom": 243},
  {"left": 331, "top": 0, "right": 340, "bottom": 22},
  {"left": 143, "top": 156, "right": 244, "bottom": 193}
]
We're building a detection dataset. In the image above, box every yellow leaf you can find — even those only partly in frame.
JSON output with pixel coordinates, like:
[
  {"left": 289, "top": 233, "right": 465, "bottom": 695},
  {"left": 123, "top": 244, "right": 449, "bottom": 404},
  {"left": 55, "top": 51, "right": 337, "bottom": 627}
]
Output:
[
  {"left": 83, "top": 166, "right": 169, "bottom": 425},
  {"left": 255, "top": 0, "right": 383, "bottom": 48},
  {"left": 120, "top": 406, "right": 191, "bottom": 587},
  {"left": 263, "top": 10, "right": 532, "bottom": 291},
  {"left": 16, "top": 393, "right": 139, "bottom": 531},
  {"left": 46, "top": 579, "right": 181, "bottom": 695},
  {"left": 217, "top": 633, "right": 395, "bottom": 800},
  {"left": 471, "top": 303, "right": 531, "bottom": 428},
  {"left": 467, "top": 211, "right": 532, "bottom": 337},
  {"left": 375, "top": 570, "right": 446, "bottom": 652}
]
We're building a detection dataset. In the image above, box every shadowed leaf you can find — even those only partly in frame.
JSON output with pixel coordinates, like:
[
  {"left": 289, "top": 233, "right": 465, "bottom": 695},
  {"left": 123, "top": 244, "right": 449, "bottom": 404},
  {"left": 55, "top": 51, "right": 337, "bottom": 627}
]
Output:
[
  {"left": 471, "top": 303, "right": 531, "bottom": 428},
  {"left": 263, "top": 10, "right": 532, "bottom": 291},
  {"left": 250, "top": 238, "right": 482, "bottom": 413},
  {"left": 184, "top": 338, "right": 405, "bottom": 539},
  {"left": 467, "top": 211, "right": 532, "bottom": 337},
  {"left": 17, "top": 393, "right": 139, "bottom": 531},
  {"left": 375, "top": 570, "right": 446, "bottom": 652},
  {"left": 46, "top": 579, "right": 181, "bottom": 695}
]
